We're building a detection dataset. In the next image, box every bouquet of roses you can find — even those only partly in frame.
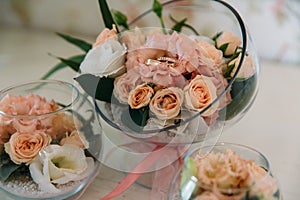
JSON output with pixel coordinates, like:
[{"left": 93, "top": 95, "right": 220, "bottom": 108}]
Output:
[{"left": 43, "top": 0, "right": 257, "bottom": 137}]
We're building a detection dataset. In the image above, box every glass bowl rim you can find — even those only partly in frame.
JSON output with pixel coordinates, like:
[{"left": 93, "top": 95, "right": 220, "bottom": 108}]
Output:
[
  {"left": 0, "top": 80, "right": 80, "bottom": 118},
  {"left": 184, "top": 142, "right": 272, "bottom": 180}
]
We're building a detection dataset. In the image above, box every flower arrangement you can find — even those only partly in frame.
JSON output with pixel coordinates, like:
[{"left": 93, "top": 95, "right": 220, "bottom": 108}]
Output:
[
  {"left": 43, "top": 0, "right": 258, "bottom": 138},
  {"left": 0, "top": 92, "right": 94, "bottom": 195},
  {"left": 180, "top": 149, "right": 279, "bottom": 200}
]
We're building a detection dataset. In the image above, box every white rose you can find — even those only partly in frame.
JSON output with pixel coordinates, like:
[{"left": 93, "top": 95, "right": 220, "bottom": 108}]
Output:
[
  {"left": 229, "top": 53, "right": 256, "bottom": 79},
  {"left": 79, "top": 39, "right": 126, "bottom": 77},
  {"left": 29, "top": 144, "right": 94, "bottom": 193}
]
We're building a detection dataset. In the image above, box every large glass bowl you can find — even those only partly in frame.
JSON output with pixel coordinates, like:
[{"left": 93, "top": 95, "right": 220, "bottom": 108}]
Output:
[
  {"left": 0, "top": 80, "right": 102, "bottom": 199},
  {"left": 167, "top": 142, "right": 282, "bottom": 200},
  {"left": 92, "top": 0, "right": 259, "bottom": 146}
]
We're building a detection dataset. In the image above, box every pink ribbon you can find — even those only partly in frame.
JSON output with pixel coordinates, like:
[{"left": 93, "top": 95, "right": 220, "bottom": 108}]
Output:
[{"left": 100, "top": 144, "right": 188, "bottom": 200}]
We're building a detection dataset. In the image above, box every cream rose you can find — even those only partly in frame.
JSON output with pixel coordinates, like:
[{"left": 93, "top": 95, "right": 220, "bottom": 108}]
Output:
[
  {"left": 229, "top": 53, "right": 256, "bottom": 79},
  {"left": 184, "top": 75, "right": 219, "bottom": 117},
  {"left": 60, "top": 130, "right": 89, "bottom": 149},
  {"left": 149, "top": 87, "right": 183, "bottom": 120},
  {"left": 29, "top": 144, "right": 94, "bottom": 193},
  {"left": 128, "top": 84, "right": 154, "bottom": 109},
  {"left": 216, "top": 30, "right": 242, "bottom": 56},
  {"left": 4, "top": 131, "right": 51, "bottom": 165},
  {"left": 79, "top": 39, "right": 126, "bottom": 77}
]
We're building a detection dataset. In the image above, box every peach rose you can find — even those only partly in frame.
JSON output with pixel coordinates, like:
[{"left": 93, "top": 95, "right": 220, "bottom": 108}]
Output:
[
  {"left": 113, "top": 70, "right": 141, "bottom": 104},
  {"left": 60, "top": 130, "right": 89, "bottom": 149},
  {"left": 93, "top": 25, "right": 118, "bottom": 47},
  {"left": 149, "top": 87, "right": 183, "bottom": 120},
  {"left": 4, "top": 131, "right": 51, "bottom": 165},
  {"left": 229, "top": 53, "right": 256, "bottom": 79},
  {"left": 128, "top": 84, "right": 154, "bottom": 109},
  {"left": 216, "top": 30, "right": 242, "bottom": 56},
  {"left": 184, "top": 75, "right": 219, "bottom": 117}
]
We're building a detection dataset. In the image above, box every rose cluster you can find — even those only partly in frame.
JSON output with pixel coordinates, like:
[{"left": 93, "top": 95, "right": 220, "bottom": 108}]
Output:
[
  {"left": 80, "top": 26, "right": 256, "bottom": 126},
  {"left": 0, "top": 93, "right": 92, "bottom": 193},
  {"left": 189, "top": 149, "right": 278, "bottom": 200}
]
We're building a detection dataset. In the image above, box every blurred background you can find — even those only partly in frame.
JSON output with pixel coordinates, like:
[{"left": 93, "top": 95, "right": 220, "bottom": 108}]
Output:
[{"left": 0, "top": 0, "right": 299, "bottom": 64}]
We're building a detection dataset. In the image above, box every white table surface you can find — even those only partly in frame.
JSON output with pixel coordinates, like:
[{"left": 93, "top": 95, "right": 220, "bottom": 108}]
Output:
[{"left": 0, "top": 28, "right": 299, "bottom": 200}]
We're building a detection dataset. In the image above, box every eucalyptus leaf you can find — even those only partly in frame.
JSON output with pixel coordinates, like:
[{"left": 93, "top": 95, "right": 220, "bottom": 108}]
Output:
[
  {"left": 112, "top": 9, "right": 129, "bottom": 30},
  {"left": 74, "top": 74, "right": 114, "bottom": 102},
  {"left": 56, "top": 33, "right": 92, "bottom": 52},
  {"left": 98, "top": 0, "right": 119, "bottom": 32},
  {"left": 221, "top": 74, "right": 257, "bottom": 120},
  {"left": 41, "top": 54, "right": 85, "bottom": 79}
]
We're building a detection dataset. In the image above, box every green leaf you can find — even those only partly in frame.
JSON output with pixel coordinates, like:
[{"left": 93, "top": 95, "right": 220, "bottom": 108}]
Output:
[
  {"left": 98, "top": 0, "right": 119, "bottom": 32},
  {"left": 171, "top": 17, "right": 187, "bottom": 33},
  {"left": 56, "top": 33, "right": 92, "bottom": 53},
  {"left": 221, "top": 74, "right": 257, "bottom": 120},
  {"left": 120, "top": 106, "right": 150, "bottom": 132},
  {"left": 74, "top": 74, "right": 115, "bottom": 102},
  {"left": 112, "top": 9, "right": 129, "bottom": 30},
  {"left": 41, "top": 54, "right": 85, "bottom": 79},
  {"left": 48, "top": 53, "right": 83, "bottom": 72},
  {"left": 169, "top": 15, "right": 199, "bottom": 35},
  {"left": 224, "top": 63, "right": 235, "bottom": 78},
  {"left": 0, "top": 153, "right": 20, "bottom": 181},
  {"left": 212, "top": 31, "right": 222, "bottom": 41},
  {"left": 180, "top": 157, "right": 197, "bottom": 188},
  {"left": 218, "top": 43, "right": 229, "bottom": 54}
]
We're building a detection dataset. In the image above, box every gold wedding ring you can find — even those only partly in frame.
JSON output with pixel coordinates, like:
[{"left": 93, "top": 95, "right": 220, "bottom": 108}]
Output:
[
  {"left": 145, "top": 57, "right": 177, "bottom": 67},
  {"left": 145, "top": 59, "right": 161, "bottom": 66}
]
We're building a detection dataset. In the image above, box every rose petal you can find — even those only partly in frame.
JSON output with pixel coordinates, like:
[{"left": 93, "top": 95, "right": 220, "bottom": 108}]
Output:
[{"left": 29, "top": 159, "right": 60, "bottom": 193}]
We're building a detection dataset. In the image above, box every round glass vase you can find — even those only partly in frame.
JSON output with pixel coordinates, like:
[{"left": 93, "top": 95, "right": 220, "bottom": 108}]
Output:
[
  {"left": 90, "top": 0, "right": 260, "bottom": 177},
  {"left": 0, "top": 80, "right": 102, "bottom": 200},
  {"left": 167, "top": 142, "right": 282, "bottom": 200},
  {"left": 94, "top": 0, "right": 260, "bottom": 146}
]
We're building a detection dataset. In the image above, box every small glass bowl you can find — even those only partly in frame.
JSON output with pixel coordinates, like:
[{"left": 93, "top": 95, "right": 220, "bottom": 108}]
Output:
[
  {"left": 167, "top": 142, "right": 282, "bottom": 200},
  {"left": 0, "top": 80, "right": 102, "bottom": 199}
]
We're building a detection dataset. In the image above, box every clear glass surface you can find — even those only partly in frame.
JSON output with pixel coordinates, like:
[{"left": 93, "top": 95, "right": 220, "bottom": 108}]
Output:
[
  {"left": 0, "top": 80, "right": 102, "bottom": 199},
  {"left": 167, "top": 142, "right": 282, "bottom": 200},
  {"left": 95, "top": 0, "right": 260, "bottom": 145}
]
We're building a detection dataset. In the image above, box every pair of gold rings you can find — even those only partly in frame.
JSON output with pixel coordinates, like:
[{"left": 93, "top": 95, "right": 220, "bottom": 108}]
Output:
[{"left": 145, "top": 57, "right": 177, "bottom": 67}]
